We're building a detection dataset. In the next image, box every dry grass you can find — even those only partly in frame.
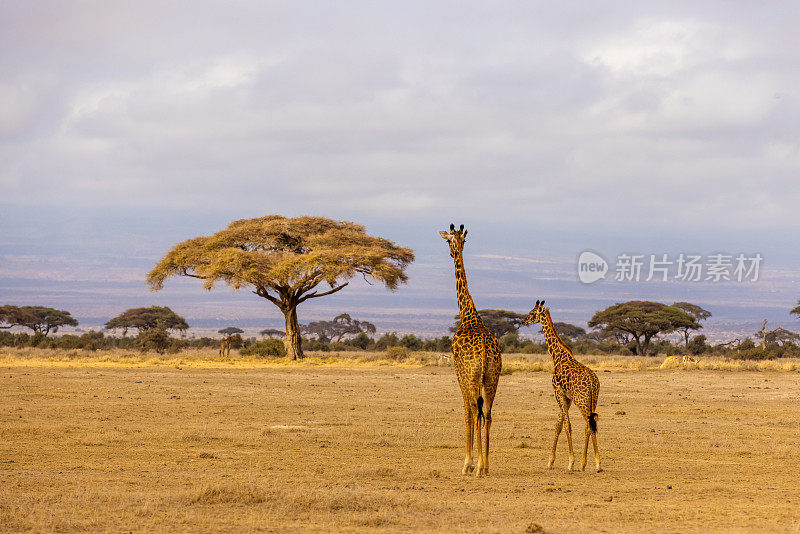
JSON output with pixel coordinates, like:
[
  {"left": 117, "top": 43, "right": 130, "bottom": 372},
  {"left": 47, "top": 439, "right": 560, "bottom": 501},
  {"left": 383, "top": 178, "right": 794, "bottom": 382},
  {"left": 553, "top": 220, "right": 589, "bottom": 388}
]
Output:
[
  {"left": 1, "top": 351, "right": 799, "bottom": 531},
  {"left": 3, "top": 347, "right": 800, "bottom": 372}
]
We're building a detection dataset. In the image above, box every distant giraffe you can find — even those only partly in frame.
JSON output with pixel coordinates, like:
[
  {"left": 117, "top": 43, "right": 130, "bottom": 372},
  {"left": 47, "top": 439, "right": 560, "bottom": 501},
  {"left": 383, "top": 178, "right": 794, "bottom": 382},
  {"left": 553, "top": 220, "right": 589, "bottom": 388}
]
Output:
[
  {"left": 219, "top": 337, "right": 232, "bottom": 357},
  {"left": 440, "top": 224, "right": 502, "bottom": 476},
  {"left": 523, "top": 300, "right": 601, "bottom": 472}
]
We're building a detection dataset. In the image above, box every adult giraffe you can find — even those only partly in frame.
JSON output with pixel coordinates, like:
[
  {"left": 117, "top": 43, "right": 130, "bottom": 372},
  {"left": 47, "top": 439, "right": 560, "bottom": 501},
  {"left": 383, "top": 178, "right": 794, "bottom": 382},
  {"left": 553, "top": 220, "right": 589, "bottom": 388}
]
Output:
[{"left": 440, "top": 224, "right": 502, "bottom": 477}]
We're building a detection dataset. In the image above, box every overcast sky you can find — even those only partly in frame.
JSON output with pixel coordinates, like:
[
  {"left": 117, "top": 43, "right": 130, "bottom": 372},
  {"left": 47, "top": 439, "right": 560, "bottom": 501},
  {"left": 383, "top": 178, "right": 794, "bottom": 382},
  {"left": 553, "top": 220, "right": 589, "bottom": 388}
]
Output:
[{"left": 2, "top": 2, "right": 799, "bottom": 336}]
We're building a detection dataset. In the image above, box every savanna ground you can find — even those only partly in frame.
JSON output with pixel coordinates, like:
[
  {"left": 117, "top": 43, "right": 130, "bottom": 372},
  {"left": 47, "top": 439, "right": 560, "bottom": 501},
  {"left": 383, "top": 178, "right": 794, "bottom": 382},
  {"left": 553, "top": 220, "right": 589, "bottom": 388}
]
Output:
[{"left": 1, "top": 349, "right": 799, "bottom": 533}]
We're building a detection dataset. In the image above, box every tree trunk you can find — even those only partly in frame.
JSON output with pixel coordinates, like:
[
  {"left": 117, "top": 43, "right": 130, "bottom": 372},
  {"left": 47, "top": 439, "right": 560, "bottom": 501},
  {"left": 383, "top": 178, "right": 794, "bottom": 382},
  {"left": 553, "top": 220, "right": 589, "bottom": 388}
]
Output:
[
  {"left": 642, "top": 334, "right": 654, "bottom": 356},
  {"left": 684, "top": 330, "right": 690, "bottom": 346},
  {"left": 283, "top": 306, "right": 303, "bottom": 360},
  {"left": 632, "top": 335, "right": 643, "bottom": 356}
]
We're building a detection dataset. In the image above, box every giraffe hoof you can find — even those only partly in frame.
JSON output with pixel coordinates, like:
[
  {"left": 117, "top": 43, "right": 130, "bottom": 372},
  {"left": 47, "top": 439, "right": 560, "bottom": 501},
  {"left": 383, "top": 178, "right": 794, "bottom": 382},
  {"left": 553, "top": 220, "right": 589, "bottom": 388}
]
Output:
[
  {"left": 596, "top": 467, "right": 603, "bottom": 473},
  {"left": 462, "top": 464, "right": 474, "bottom": 475},
  {"left": 475, "top": 467, "right": 486, "bottom": 477}
]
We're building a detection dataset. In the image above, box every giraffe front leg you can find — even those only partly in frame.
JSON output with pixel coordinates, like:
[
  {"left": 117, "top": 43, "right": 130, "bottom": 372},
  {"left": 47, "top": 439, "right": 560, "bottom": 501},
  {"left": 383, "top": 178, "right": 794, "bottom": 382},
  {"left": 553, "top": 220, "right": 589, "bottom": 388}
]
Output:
[
  {"left": 462, "top": 407, "right": 474, "bottom": 475},
  {"left": 563, "top": 411, "right": 574, "bottom": 471},
  {"left": 548, "top": 412, "right": 563, "bottom": 469},
  {"left": 551, "top": 389, "right": 571, "bottom": 470}
]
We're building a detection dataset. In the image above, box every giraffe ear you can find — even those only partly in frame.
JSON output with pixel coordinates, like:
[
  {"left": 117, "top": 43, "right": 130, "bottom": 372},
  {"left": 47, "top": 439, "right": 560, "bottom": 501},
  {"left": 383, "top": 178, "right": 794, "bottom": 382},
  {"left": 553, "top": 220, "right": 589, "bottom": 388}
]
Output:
[
  {"left": 463, "top": 229, "right": 468, "bottom": 239},
  {"left": 439, "top": 231, "right": 451, "bottom": 240}
]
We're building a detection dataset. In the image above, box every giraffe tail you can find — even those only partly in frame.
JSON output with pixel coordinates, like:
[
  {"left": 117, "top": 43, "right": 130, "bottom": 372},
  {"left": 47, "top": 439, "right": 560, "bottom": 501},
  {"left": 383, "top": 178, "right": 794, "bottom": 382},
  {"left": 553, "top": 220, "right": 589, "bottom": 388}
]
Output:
[
  {"left": 589, "top": 413, "right": 599, "bottom": 433},
  {"left": 476, "top": 396, "right": 484, "bottom": 426}
]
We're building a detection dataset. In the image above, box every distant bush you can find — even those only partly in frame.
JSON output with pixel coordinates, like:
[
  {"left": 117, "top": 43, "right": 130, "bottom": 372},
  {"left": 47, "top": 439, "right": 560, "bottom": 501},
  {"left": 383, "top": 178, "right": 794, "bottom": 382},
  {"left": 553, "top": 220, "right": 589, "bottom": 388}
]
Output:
[
  {"left": 30, "top": 332, "right": 47, "bottom": 347},
  {"left": 240, "top": 339, "right": 286, "bottom": 358},
  {"left": 499, "top": 333, "right": 546, "bottom": 354},
  {"left": 347, "top": 332, "right": 373, "bottom": 350},
  {"left": 385, "top": 346, "right": 410, "bottom": 361},
  {"left": 399, "top": 334, "right": 423, "bottom": 351},
  {"left": 0, "top": 331, "right": 15, "bottom": 346},
  {"left": 686, "top": 335, "right": 708, "bottom": 355},
  {"left": 739, "top": 339, "right": 756, "bottom": 351},
  {"left": 138, "top": 327, "right": 170, "bottom": 354},
  {"left": 168, "top": 338, "right": 188, "bottom": 354},
  {"left": 730, "top": 347, "right": 771, "bottom": 361},
  {"left": 301, "top": 337, "right": 331, "bottom": 352},
  {"left": 651, "top": 340, "right": 681, "bottom": 356},
  {"left": 374, "top": 332, "right": 401, "bottom": 350},
  {"left": 423, "top": 336, "right": 452, "bottom": 353}
]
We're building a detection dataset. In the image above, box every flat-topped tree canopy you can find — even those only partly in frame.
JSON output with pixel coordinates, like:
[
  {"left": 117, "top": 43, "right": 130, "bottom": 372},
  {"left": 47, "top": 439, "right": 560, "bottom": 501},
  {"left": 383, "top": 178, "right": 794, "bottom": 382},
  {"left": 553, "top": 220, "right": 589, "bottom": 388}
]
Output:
[
  {"left": 105, "top": 306, "right": 189, "bottom": 335},
  {"left": 0, "top": 305, "right": 78, "bottom": 336},
  {"left": 589, "top": 301, "right": 699, "bottom": 356},
  {"left": 146, "top": 215, "right": 414, "bottom": 359},
  {"left": 260, "top": 328, "right": 285, "bottom": 338},
  {"left": 218, "top": 327, "right": 244, "bottom": 336}
]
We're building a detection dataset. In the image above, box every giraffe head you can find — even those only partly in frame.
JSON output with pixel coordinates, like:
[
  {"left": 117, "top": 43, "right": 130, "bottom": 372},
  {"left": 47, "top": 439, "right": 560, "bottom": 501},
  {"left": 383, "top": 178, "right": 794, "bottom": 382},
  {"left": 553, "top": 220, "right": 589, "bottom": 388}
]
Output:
[
  {"left": 439, "top": 223, "right": 468, "bottom": 258},
  {"left": 521, "top": 300, "right": 548, "bottom": 326}
]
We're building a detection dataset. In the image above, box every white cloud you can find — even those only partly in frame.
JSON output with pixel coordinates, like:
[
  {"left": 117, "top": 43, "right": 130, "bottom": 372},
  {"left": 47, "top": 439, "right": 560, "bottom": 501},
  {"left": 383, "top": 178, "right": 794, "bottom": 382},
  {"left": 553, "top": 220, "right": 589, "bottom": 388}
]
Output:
[{"left": 1, "top": 3, "right": 799, "bottom": 229}]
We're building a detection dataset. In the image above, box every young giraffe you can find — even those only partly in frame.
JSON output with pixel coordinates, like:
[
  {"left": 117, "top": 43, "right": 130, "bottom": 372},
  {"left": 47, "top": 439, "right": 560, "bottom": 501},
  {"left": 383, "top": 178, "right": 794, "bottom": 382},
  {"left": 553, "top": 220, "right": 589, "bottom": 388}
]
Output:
[
  {"left": 522, "top": 300, "right": 602, "bottom": 472},
  {"left": 440, "top": 224, "right": 502, "bottom": 477}
]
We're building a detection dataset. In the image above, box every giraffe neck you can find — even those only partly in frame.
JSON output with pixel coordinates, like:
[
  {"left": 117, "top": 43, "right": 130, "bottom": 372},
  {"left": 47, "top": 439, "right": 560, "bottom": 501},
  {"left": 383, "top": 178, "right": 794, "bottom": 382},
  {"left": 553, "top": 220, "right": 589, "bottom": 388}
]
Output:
[
  {"left": 453, "top": 249, "right": 481, "bottom": 327},
  {"left": 540, "top": 310, "right": 575, "bottom": 372}
]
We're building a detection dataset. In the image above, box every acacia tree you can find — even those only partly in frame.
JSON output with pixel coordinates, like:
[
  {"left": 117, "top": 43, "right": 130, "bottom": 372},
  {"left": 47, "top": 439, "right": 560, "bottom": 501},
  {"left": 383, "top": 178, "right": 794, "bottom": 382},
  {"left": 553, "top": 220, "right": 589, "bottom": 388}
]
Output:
[
  {"left": 451, "top": 309, "right": 526, "bottom": 339},
  {"left": 146, "top": 216, "right": 414, "bottom": 359},
  {"left": 764, "top": 327, "right": 800, "bottom": 346},
  {"left": 0, "top": 305, "right": 78, "bottom": 335},
  {"left": 303, "top": 313, "right": 377, "bottom": 342},
  {"left": 588, "top": 301, "right": 699, "bottom": 356},
  {"left": 672, "top": 302, "right": 712, "bottom": 345},
  {"left": 105, "top": 306, "right": 189, "bottom": 336},
  {"left": 0, "top": 305, "right": 23, "bottom": 329},
  {"left": 791, "top": 300, "right": 800, "bottom": 321},
  {"left": 260, "top": 328, "right": 285, "bottom": 338},
  {"left": 218, "top": 327, "right": 244, "bottom": 337}
]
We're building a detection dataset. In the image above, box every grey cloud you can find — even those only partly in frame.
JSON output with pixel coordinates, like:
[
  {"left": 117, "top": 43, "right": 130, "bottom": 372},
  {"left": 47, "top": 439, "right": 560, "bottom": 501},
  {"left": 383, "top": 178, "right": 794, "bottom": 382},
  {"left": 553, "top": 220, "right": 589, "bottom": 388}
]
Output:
[{"left": 2, "top": 2, "right": 800, "bottom": 334}]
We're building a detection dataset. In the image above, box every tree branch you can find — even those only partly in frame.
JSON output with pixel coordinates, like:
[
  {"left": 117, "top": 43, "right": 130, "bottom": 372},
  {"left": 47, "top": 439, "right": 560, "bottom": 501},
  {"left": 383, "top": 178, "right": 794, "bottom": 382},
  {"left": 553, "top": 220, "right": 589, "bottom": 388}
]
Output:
[
  {"left": 181, "top": 268, "right": 209, "bottom": 280},
  {"left": 253, "top": 286, "right": 283, "bottom": 307},
  {"left": 297, "top": 282, "right": 349, "bottom": 304}
]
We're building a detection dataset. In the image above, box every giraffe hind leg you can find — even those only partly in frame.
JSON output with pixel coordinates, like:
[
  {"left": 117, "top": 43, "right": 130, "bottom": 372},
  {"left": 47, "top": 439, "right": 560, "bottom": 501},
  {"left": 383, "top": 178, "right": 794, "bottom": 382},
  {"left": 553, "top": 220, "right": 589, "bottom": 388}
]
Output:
[
  {"left": 480, "top": 388, "right": 495, "bottom": 476},
  {"left": 474, "top": 398, "right": 484, "bottom": 477},
  {"left": 582, "top": 423, "right": 590, "bottom": 471},
  {"left": 591, "top": 415, "right": 602, "bottom": 472},
  {"left": 462, "top": 406, "right": 474, "bottom": 475}
]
